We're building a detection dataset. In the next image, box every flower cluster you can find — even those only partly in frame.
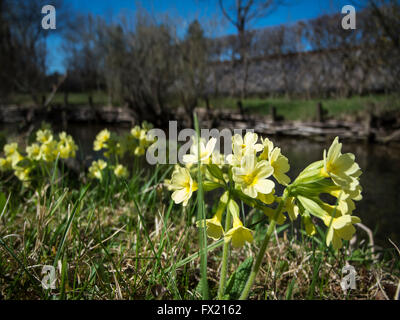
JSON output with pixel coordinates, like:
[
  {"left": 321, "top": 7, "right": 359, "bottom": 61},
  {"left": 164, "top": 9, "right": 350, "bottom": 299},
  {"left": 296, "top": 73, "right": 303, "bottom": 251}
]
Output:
[
  {"left": 289, "top": 137, "right": 362, "bottom": 249},
  {"left": 130, "top": 121, "right": 155, "bottom": 156},
  {"left": 166, "top": 133, "right": 362, "bottom": 250},
  {"left": 88, "top": 121, "right": 155, "bottom": 181},
  {"left": 0, "top": 129, "right": 78, "bottom": 185}
]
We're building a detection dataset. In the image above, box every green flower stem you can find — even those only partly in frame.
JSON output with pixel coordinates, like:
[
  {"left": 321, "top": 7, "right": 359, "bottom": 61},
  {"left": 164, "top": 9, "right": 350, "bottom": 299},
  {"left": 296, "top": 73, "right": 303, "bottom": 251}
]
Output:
[
  {"left": 239, "top": 190, "right": 290, "bottom": 300},
  {"left": 194, "top": 112, "right": 209, "bottom": 300},
  {"left": 217, "top": 194, "right": 232, "bottom": 300}
]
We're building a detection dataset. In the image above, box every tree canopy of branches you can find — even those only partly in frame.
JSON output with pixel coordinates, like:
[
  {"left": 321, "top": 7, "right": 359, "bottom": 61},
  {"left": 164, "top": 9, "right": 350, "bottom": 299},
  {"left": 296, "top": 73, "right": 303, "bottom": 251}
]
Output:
[{"left": 0, "top": 0, "right": 67, "bottom": 104}]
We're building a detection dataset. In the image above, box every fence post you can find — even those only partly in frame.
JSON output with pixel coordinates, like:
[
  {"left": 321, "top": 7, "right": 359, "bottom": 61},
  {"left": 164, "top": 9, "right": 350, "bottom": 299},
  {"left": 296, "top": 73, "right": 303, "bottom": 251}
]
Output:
[
  {"left": 271, "top": 106, "right": 277, "bottom": 122},
  {"left": 317, "top": 102, "right": 324, "bottom": 122}
]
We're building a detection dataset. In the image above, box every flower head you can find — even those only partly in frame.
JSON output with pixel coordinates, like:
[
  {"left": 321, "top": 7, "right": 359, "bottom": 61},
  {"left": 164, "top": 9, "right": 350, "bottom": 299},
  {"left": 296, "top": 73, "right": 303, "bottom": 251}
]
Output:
[
  {"left": 170, "top": 167, "right": 197, "bottom": 206},
  {"left": 14, "top": 167, "right": 31, "bottom": 183},
  {"left": 0, "top": 157, "right": 11, "bottom": 171},
  {"left": 40, "top": 140, "right": 58, "bottom": 162},
  {"left": 227, "top": 133, "right": 263, "bottom": 166},
  {"left": 4, "top": 143, "right": 23, "bottom": 168},
  {"left": 259, "top": 137, "right": 274, "bottom": 161},
  {"left": 269, "top": 147, "right": 291, "bottom": 185},
  {"left": 36, "top": 129, "right": 53, "bottom": 144},
  {"left": 131, "top": 126, "right": 141, "bottom": 139},
  {"left": 4, "top": 143, "right": 19, "bottom": 157},
  {"left": 88, "top": 159, "right": 107, "bottom": 180},
  {"left": 114, "top": 164, "right": 128, "bottom": 178},
  {"left": 322, "top": 137, "right": 361, "bottom": 188},
  {"left": 94, "top": 129, "right": 110, "bottom": 151},
  {"left": 224, "top": 199, "right": 253, "bottom": 248},
  {"left": 232, "top": 153, "right": 274, "bottom": 198},
  {"left": 183, "top": 137, "right": 217, "bottom": 165},
  {"left": 26, "top": 143, "right": 42, "bottom": 161},
  {"left": 58, "top": 132, "right": 78, "bottom": 159},
  {"left": 323, "top": 214, "right": 361, "bottom": 250},
  {"left": 197, "top": 192, "right": 229, "bottom": 240},
  {"left": 134, "top": 146, "right": 145, "bottom": 156}
]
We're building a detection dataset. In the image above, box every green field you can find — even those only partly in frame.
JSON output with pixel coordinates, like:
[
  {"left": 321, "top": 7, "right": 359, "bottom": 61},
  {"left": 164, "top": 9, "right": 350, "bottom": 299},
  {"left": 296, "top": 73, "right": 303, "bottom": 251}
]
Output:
[
  {"left": 8, "top": 92, "right": 114, "bottom": 107},
  {"left": 206, "top": 94, "right": 400, "bottom": 121},
  {"left": 7, "top": 92, "right": 400, "bottom": 122}
]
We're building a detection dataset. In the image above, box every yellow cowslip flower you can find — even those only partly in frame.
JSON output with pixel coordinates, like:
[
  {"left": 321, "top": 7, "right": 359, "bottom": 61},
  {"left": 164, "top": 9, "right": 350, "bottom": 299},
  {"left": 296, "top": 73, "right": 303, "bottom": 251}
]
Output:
[
  {"left": 232, "top": 153, "right": 275, "bottom": 199},
  {"left": 164, "top": 165, "right": 181, "bottom": 190},
  {"left": 138, "top": 130, "right": 151, "bottom": 146},
  {"left": 321, "top": 137, "right": 360, "bottom": 188},
  {"left": 40, "top": 140, "right": 58, "bottom": 162},
  {"left": 26, "top": 143, "right": 42, "bottom": 161},
  {"left": 114, "top": 164, "right": 128, "bottom": 178},
  {"left": 197, "top": 191, "right": 229, "bottom": 240},
  {"left": 36, "top": 129, "right": 53, "bottom": 144},
  {"left": 132, "top": 129, "right": 154, "bottom": 155},
  {"left": 131, "top": 125, "right": 141, "bottom": 139},
  {"left": 238, "top": 132, "right": 263, "bottom": 154},
  {"left": 134, "top": 146, "right": 145, "bottom": 156},
  {"left": 58, "top": 142, "right": 74, "bottom": 159},
  {"left": 141, "top": 121, "right": 153, "bottom": 131},
  {"left": 170, "top": 167, "right": 197, "bottom": 206},
  {"left": 0, "top": 157, "right": 11, "bottom": 171},
  {"left": 14, "top": 167, "right": 31, "bottom": 183},
  {"left": 146, "top": 131, "right": 156, "bottom": 145},
  {"left": 262, "top": 202, "right": 286, "bottom": 225},
  {"left": 328, "top": 190, "right": 357, "bottom": 215},
  {"left": 268, "top": 147, "right": 291, "bottom": 185},
  {"left": 285, "top": 196, "right": 299, "bottom": 221},
  {"left": 303, "top": 214, "right": 316, "bottom": 236},
  {"left": 259, "top": 137, "right": 274, "bottom": 161},
  {"left": 58, "top": 132, "right": 78, "bottom": 159},
  {"left": 227, "top": 133, "right": 263, "bottom": 166},
  {"left": 93, "top": 129, "right": 110, "bottom": 151},
  {"left": 257, "top": 191, "right": 275, "bottom": 205},
  {"left": 323, "top": 214, "right": 361, "bottom": 250},
  {"left": 183, "top": 137, "right": 217, "bottom": 165},
  {"left": 10, "top": 153, "right": 24, "bottom": 169},
  {"left": 88, "top": 159, "right": 107, "bottom": 180},
  {"left": 4, "top": 143, "right": 23, "bottom": 168},
  {"left": 224, "top": 199, "right": 253, "bottom": 248},
  {"left": 4, "top": 143, "right": 19, "bottom": 157}
]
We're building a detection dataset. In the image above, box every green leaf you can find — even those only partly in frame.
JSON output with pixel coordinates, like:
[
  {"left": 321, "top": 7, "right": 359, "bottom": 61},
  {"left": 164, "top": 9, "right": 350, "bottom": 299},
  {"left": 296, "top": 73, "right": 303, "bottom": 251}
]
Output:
[
  {"left": 297, "top": 196, "right": 327, "bottom": 220},
  {"left": 203, "top": 181, "right": 222, "bottom": 192},
  {"left": 206, "top": 164, "right": 225, "bottom": 181},
  {"left": 285, "top": 277, "right": 297, "bottom": 300},
  {"left": 0, "top": 192, "right": 6, "bottom": 216},
  {"left": 15, "top": 158, "right": 31, "bottom": 168},
  {"left": 225, "top": 257, "right": 253, "bottom": 300}
]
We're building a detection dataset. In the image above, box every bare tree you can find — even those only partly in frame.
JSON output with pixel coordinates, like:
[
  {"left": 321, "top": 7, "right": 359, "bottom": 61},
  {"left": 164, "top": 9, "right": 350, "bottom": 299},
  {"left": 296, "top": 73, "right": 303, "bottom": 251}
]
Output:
[
  {"left": 1, "top": 0, "right": 69, "bottom": 105},
  {"left": 365, "top": 0, "right": 400, "bottom": 91},
  {"left": 0, "top": 0, "right": 14, "bottom": 102},
  {"left": 175, "top": 20, "right": 210, "bottom": 127},
  {"left": 63, "top": 14, "right": 103, "bottom": 106},
  {"left": 114, "top": 11, "right": 178, "bottom": 127},
  {"left": 218, "top": 0, "right": 284, "bottom": 101}
]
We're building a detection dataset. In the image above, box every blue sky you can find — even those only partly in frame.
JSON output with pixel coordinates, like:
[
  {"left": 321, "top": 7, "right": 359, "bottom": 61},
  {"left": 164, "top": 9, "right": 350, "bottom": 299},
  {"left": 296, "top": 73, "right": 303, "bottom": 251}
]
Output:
[{"left": 47, "top": 0, "right": 354, "bottom": 73}]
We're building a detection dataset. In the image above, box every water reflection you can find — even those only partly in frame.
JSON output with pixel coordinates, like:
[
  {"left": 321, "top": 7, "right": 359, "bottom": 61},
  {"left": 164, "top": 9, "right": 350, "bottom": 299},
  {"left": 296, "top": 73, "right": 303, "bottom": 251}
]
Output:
[{"left": 272, "top": 136, "right": 400, "bottom": 248}]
